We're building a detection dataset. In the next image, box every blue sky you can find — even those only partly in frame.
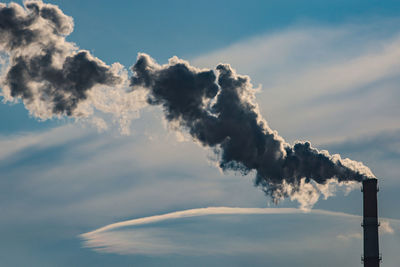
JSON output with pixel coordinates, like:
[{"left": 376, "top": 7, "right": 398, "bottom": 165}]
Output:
[{"left": 1, "top": 1, "right": 400, "bottom": 266}]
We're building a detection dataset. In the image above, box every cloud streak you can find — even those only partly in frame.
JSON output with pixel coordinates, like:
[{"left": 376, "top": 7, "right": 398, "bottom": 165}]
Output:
[
  {"left": 192, "top": 21, "right": 400, "bottom": 144},
  {"left": 82, "top": 207, "right": 311, "bottom": 236},
  {"left": 81, "top": 206, "right": 398, "bottom": 255}
]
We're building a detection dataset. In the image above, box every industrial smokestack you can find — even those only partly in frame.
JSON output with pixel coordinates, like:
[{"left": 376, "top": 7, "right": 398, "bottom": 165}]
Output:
[{"left": 362, "top": 178, "right": 380, "bottom": 267}]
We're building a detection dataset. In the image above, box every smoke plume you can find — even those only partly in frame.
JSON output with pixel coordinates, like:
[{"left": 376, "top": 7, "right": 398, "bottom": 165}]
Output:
[
  {"left": 130, "top": 54, "right": 375, "bottom": 206},
  {"left": 0, "top": 1, "right": 375, "bottom": 207},
  {"left": 0, "top": 1, "right": 145, "bottom": 133}
]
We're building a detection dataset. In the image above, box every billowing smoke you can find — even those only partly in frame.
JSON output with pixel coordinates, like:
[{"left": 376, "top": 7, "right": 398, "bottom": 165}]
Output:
[
  {"left": 0, "top": 1, "right": 145, "bottom": 133},
  {"left": 0, "top": 1, "right": 375, "bottom": 208},
  {"left": 130, "top": 54, "right": 375, "bottom": 207}
]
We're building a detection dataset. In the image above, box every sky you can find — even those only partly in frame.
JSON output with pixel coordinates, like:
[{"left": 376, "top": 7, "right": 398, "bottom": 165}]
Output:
[{"left": 0, "top": 0, "right": 400, "bottom": 266}]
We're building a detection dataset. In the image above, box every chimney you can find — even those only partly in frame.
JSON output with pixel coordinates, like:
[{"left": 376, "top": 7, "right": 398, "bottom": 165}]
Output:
[{"left": 362, "top": 178, "right": 380, "bottom": 267}]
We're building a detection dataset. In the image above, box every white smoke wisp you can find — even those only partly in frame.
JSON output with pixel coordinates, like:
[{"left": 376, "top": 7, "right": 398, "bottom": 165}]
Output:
[{"left": 74, "top": 64, "right": 148, "bottom": 134}]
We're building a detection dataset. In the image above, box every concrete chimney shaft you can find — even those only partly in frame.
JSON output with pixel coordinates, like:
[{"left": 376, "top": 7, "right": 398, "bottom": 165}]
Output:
[{"left": 362, "top": 178, "right": 380, "bottom": 267}]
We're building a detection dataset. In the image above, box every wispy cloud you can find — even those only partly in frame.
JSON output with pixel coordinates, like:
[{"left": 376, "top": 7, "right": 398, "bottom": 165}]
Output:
[
  {"left": 381, "top": 220, "right": 395, "bottom": 234},
  {"left": 336, "top": 232, "right": 362, "bottom": 241},
  {"left": 336, "top": 220, "right": 395, "bottom": 242},
  {"left": 192, "top": 21, "right": 400, "bottom": 144},
  {"left": 83, "top": 207, "right": 309, "bottom": 236},
  {"left": 81, "top": 206, "right": 371, "bottom": 255}
]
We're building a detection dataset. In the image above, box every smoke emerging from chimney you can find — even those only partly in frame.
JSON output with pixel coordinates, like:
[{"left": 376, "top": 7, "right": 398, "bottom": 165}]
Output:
[
  {"left": 0, "top": 1, "right": 375, "bottom": 207},
  {"left": 130, "top": 54, "right": 375, "bottom": 207}
]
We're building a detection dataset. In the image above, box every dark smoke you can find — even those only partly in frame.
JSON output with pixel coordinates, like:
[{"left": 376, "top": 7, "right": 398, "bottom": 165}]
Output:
[
  {"left": 0, "top": 1, "right": 375, "bottom": 207},
  {"left": 131, "top": 54, "right": 375, "bottom": 203},
  {"left": 0, "top": 1, "right": 122, "bottom": 116}
]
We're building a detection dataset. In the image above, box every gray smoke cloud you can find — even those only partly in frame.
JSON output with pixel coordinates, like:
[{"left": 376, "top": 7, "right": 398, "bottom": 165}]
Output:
[
  {"left": 0, "top": 1, "right": 145, "bottom": 130},
  {"left": 130, "top": 54, "right": 375, "bottom": 207},
  {"left": 0, "top": 1, "right": 375, "bottom": 207}
]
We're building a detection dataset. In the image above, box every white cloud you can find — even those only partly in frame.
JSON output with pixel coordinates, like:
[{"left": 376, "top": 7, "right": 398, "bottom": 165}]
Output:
[
  {"left": 380, "top": 220, "right": 394, "bottom": 234},
  {"left": 0, "top": 121, "right": 269, "bottom": 225},
  {"left": 81, "top": 206, "right": 400, "bottom": 255},
  {"left": 0, "top": 124, "right": 89, "bottom": 161},
  {"left": 192, "top": 21, "right": 400, "bottom": 144},
  {"left": 336, "top": 220, "right": 395, "bottom": 242},
  {"left": 83, "top": 207, "right": 305, "bottom": 236},
  {"left": 81, "top": 206, "right": 364, "bottom": 255},
  {"left": 336, "top": 232, "right": 362, "bottom": 241}
]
